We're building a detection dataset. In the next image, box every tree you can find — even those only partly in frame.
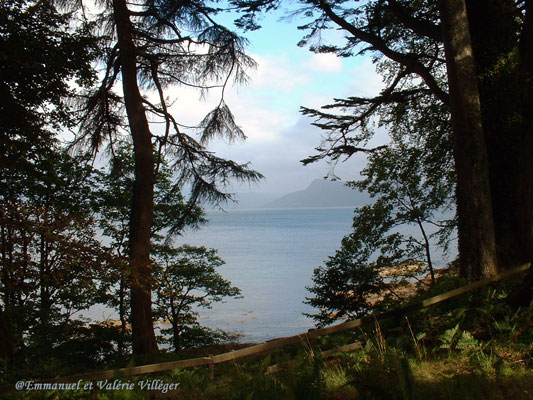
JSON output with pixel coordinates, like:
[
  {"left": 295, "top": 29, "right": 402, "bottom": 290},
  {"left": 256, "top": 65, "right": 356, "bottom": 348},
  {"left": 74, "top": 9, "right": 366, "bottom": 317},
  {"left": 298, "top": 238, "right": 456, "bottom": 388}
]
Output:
[
  {"left": 0, "top": 0, "right": 98, "bottom": 363},
  {"left": 97, "top": 144, "right": 241, "bottom": 352},
  {"left": 0, "top": 146, "right": 110, "bottom": 367},
  {"left": 73, "top": 0, "right": 262, "bottom": 354},
  {"left": 305, "top": 135, "right": 456, "bottom": 325},
  {"left": 355, "top": 138, "right": 456, "bottom": 284},
  {"left": 305, "top": 228, "right": 386, "bottom": 326},
  {"left": 153, "top": 245, "right": 241, "bottom": 352},
  {"left": 463, "top": 0, "right": 533, "bottom": 279},
  {"left": 96, "top": 143, "right": 205, "bottom": 355},
  {"left": 438, "top": 0, "right": 497, "bottom": 278},
  {"left": 235, "top": 0, "right": 532, "bottom": 281},
  {"left": 0, "top": 0, "right": 96, "bottom": 171}
]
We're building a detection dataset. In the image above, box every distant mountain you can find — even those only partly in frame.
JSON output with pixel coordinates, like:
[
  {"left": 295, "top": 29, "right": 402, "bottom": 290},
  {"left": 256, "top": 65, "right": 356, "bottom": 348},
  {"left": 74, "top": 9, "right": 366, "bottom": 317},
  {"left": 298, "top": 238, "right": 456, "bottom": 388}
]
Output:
[
  {"left": 263, "top": 179, "right": 369, "bottom": 208},
  {"left": 219, "top": 192, "right": 280, "bottom": 210}
]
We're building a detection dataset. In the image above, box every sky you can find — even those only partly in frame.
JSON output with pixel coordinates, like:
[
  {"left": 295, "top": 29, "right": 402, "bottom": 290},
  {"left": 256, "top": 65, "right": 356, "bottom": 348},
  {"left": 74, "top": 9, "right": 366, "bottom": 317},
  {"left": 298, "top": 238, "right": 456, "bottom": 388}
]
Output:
[{"left": 161, "top": 6, "right": 386, "bottom": 195}]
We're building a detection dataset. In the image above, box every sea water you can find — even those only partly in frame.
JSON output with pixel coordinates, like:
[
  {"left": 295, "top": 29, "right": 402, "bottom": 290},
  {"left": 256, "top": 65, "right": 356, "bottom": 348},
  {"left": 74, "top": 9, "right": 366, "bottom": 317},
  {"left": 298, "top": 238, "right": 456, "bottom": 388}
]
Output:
[
  {"left": 86, "top": 206, "right": 452, "bottom": 343},
  {"left": 176, "top": 207, "right": 355, "bottom": 342}
]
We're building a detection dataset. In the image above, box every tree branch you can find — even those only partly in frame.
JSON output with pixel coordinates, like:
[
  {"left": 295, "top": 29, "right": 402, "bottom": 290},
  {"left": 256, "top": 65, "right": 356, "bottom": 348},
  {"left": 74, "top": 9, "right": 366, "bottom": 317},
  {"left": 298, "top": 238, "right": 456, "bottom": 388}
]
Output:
[
  {"left": 318, "top": 0, "right": 449, "bottom": 104},
  {"left": 385, "top": 0, "right": 442, "bottom": 42}
]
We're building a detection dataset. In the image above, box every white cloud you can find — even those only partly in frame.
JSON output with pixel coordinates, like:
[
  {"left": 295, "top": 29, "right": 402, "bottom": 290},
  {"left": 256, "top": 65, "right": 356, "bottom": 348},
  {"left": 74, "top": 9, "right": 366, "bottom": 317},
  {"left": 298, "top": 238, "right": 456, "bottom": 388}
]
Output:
[
  {"left": 308, "top": 53, "right": 343, "bottom": 72},
  {"left": 146, "top": 50, "right": 382, "bottom": 195},
  {"left": 346, "top": 58, "right": 384, "bottom": 97},
  {"left": 247, "top": 54, "right": 310, "bottom": 92}
]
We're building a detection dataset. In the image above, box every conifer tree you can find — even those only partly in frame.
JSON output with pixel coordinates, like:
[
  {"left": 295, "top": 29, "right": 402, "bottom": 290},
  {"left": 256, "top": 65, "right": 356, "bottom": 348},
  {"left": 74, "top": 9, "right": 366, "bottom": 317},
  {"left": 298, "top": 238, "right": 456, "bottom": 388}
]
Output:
[{"left": 72, "top": 0, "right": 262, "bottom": 354}]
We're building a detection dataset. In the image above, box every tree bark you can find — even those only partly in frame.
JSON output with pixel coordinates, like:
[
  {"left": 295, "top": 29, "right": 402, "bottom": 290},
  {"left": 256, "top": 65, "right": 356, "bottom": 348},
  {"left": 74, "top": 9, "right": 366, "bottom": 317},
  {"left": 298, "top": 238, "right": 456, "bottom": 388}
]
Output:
[
  {"left": 172, "top": 322, "right": 180, "bottom": 353},
  {"left": 466, "top": 0, "right": 533, "bottom": 272},
  {"left": 514, "top": 0, "right": 533, "bottom": 304},
  {"left": 118, "top": 275, "right": 127, "bottom": 356},
  {"left": 112, "top": 0, "right": 158, "bottom": 355},
  {"left": 439, "top": 0, "right": 499, "bottom": 279}
]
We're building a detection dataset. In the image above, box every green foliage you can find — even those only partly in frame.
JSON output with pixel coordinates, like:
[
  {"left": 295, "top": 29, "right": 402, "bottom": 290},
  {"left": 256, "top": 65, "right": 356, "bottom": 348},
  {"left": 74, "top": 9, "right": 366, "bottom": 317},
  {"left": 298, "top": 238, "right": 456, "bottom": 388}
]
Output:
[
  {"left": 229, "top": 369, "right": 287, "bottom": 400},
  {"left": 344, "top": 347, "right": 414, "bottom": 400},
  {"left": 437, "top": 324, "right": 479, "bottom": 352},
  {"left": 4, "top": 285, "right": 531, "bottom": 398},
  {"left": 55, "top": 322, "right": 129, "bottom": 365},
  {"left": 0, "top": 0, "right": 97, "bottom": 169},
  {"left": 171, "top": 368, "right": 215, "bottom": 399},
  {"left": 304, "top": 235, "right": 385, "bottom": 325},
  {"left": 0, "top": 146, "right": 113, "bottom": 374},
  {"left": 305, "top": 134, "right": 456, "bottom": 326},
  {"left": 153, "top": 244, "right": 241, "bottom": 351}
]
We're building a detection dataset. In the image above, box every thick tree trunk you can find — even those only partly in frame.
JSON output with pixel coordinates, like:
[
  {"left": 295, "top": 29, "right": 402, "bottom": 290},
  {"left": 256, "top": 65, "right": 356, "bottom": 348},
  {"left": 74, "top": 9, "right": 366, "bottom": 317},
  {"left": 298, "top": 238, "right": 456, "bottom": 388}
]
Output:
[
  {"left": 466, "top": 0, "right": 533, "bottom": 272},
  {"left": 515, "top": 0, "right": 533, "bottom": 304},
  {"left": 439, "top": 0, "right": 499, "bottom": 279},
  {"left": 113, "top": 0, "right": 158, "bottom": 355}
]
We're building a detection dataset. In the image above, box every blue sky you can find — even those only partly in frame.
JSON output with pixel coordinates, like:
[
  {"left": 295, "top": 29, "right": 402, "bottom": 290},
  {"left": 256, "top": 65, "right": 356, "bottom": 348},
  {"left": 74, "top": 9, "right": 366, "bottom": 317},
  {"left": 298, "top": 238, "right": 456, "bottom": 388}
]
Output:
[{"left": 165, "top": 6, "right": 386, "bottom": 194}]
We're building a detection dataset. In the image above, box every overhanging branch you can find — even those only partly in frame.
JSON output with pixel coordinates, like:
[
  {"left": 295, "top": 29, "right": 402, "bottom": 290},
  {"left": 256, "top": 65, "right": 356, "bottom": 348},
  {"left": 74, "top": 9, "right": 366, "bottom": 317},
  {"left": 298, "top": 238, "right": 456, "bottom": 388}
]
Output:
[{"left": 319, "top": 0, "right": 449, "bottom": 104}]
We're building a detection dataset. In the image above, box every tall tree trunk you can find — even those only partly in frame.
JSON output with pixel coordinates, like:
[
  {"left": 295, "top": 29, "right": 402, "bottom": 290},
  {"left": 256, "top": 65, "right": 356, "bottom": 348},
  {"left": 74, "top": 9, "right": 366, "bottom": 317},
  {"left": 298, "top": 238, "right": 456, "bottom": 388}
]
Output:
[
  {"left": 514, "top": 0, "right": 533, "bottom": 304},
  {"left": 113, "top": 0, "right": 158, "bottom": 355},
  {"left": 466, "top": 0, "right": 533, "bottom": 272},
  {"left": 439, "top": 0, "right": 498, "bottom": 279}
]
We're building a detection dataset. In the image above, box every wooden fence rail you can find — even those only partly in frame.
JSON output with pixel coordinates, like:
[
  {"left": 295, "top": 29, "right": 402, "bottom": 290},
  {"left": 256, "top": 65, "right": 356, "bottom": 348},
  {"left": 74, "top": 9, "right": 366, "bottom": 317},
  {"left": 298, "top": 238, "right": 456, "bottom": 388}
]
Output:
[{"left": 1, "top": 262, "right": 530, "bottom": 394}]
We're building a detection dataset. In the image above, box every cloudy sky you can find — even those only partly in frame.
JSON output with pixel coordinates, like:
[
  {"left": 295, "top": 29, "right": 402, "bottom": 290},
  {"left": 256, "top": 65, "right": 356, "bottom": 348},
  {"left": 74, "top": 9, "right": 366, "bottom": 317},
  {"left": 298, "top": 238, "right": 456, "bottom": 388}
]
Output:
[{"left": 161, "top": 7, "right": 386, "bottom": 195}]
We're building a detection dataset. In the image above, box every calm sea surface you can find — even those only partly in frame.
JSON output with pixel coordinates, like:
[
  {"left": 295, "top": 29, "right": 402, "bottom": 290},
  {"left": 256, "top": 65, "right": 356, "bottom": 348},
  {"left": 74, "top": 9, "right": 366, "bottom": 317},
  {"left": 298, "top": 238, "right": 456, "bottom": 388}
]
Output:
[{"left": 175, "top": 207, "right": 355, "bottom": 342}]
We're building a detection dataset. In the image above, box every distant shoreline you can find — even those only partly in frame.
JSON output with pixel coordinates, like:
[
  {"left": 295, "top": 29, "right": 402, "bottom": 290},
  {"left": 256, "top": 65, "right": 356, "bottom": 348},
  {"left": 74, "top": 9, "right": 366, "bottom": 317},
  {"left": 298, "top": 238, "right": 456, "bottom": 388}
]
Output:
[{"left": 205, "top": 206, "right": 357, "bottom": 212}]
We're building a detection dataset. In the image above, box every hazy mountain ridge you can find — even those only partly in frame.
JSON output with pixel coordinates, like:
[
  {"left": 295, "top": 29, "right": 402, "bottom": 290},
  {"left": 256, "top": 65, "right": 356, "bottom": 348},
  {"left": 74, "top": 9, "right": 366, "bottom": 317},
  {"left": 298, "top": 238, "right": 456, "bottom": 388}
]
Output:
[{"left": 262, "top": 179, "right": 369, "bottom": 208}]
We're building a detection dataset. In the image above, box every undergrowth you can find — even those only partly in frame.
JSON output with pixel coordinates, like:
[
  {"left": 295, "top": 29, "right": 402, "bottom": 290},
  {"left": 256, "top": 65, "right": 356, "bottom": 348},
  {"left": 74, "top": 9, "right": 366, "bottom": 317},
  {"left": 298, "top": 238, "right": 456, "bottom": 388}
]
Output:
[{"left": 2, "top": 272, "right": 532, "bottom": 399}]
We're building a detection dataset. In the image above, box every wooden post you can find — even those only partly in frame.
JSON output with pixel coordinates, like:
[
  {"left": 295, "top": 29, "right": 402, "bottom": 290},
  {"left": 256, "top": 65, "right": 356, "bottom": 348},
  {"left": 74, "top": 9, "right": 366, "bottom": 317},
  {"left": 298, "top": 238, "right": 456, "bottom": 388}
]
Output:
[
  {"left": 209, "top": 354, "right": 214, "bottom": 380},
  {"left": 90, "top": 381, "right": 98, "bottom": 400},
  {"left": 321, "top": 342, "right": 363, "bottom": 358}
]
